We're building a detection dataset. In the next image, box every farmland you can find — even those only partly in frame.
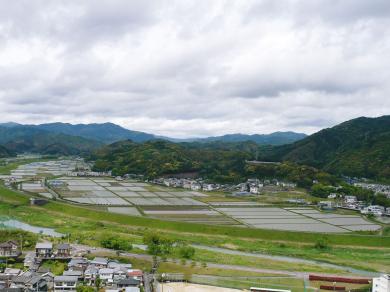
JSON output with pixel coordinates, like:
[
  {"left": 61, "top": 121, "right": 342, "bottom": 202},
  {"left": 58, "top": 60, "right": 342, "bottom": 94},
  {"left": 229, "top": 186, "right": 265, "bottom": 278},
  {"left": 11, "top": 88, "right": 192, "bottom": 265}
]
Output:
[
  {"left": 2, "top": 159, "right": 383, "bottom": 233},
  {"left": 0, "top": 159, "right": 389, "bottom": 276}
]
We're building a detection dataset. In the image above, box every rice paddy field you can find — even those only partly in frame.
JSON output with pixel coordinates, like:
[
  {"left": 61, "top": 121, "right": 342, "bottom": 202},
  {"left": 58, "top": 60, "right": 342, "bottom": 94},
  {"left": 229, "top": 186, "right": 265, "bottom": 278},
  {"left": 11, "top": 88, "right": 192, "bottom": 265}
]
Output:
[
  {"left": 9, "top": 160, "right": 86, "bottom": 177},
  {"left": 4, "top": 160, "right": 383, "bottom": 234},
  {"left": 45, "top": 176, "right": 381, "bottom": 233}
]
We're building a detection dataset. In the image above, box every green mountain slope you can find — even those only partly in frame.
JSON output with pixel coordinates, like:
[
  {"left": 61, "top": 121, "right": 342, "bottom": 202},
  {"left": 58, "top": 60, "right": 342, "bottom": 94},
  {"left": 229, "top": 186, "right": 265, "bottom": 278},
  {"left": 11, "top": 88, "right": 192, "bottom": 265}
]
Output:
[
  {"left": 35, "top": 122, "right": 155, "bottom": 144},
  {"left": 0, "top": 126, "right": 101, "bottom": 155},
  {"left": 0, "top": 145, "right": 15, "bottom": 158},
  {"left": 91, "top": 140, "right": 252, "bottom": 182},
  {"left": 194, "top": 131, "right": 307, "bottom": 145},
  {"left": 4, "top": 122, "right": 306, "bottom": 145},
  {"left": 260, "top": 116, "right": 390, "bottom": 179}
]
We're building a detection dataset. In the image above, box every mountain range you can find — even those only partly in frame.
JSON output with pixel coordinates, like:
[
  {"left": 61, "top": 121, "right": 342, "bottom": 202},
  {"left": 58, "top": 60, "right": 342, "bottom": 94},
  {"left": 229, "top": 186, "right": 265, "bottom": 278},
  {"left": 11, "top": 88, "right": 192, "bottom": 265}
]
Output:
[{"left": 0, "top": 122, "right": 306, "bottom": 145}]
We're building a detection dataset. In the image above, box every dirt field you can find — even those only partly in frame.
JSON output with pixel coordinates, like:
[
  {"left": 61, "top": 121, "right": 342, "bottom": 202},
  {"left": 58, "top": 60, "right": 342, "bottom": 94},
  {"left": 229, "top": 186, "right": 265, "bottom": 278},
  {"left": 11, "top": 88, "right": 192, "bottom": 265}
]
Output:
[{"left": 157, "top": 282, "right": 244, "bottom": 292}]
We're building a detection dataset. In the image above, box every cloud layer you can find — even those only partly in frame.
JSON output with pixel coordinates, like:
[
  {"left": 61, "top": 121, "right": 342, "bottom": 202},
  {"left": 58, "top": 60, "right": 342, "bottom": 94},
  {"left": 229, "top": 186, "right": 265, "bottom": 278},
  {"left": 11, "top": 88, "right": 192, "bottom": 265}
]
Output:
[{"left": 0, "top": 0, "right": 389, "bottom": 137}]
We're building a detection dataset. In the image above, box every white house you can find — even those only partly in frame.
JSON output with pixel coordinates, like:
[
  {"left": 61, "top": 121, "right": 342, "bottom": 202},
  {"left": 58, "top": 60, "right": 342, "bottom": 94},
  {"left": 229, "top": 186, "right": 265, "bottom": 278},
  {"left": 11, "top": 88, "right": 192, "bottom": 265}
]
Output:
[
  {"left": 344, "top": 195, "right": 357, "bottom": 204},
  {"left": 373, "top": 274, "right": 390, "bottom": 292},
  {"left": 202, "top": 184, "right": 215, "bottom": 192},
  {"left": 99, "top": 268, "right": 114, "bottom": 284},
  {"left": 190, "top": 183, "right": 201, "bottom": 191},
  {"left": 249, "top": 185, "right": 258, "bottom": 194}
]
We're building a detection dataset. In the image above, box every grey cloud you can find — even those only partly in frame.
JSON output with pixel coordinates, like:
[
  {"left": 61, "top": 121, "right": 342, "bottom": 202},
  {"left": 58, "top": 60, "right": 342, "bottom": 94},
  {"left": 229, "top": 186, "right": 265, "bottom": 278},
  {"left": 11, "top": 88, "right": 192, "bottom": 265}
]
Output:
[{"left": 0, "top": 0, "right": 389, "bottom": 137}]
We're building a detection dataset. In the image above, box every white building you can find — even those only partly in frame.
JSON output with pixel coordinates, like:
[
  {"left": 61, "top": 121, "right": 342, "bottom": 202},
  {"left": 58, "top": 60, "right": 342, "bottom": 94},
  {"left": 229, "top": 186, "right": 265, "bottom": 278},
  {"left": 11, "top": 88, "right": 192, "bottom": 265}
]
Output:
[
  {"left": 344, "top": 195, "right": 357, "bottom": 204},
  {"left": 99, "top": 268, "right": 114, "bottom": 284},
  {"left": 361, "top": 205, "right": 385, "bottom": 216},
  {"left": 373, "top": 274, "right": 390, "bottom": 292},
  {"left": 249, "top": 185, "right": 260, "bottom": 194},
  {"left": 190, "top": 183, "right": 201, "bottom": 191}
]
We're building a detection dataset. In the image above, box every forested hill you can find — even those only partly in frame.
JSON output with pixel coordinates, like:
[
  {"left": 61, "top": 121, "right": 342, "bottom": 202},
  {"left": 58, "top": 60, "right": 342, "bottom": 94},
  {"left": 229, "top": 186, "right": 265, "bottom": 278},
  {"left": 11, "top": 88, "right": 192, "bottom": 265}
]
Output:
[
  {"left": 194, "top": 131, "right": 307, "bottom": 145},
  {"left": 0, "top": 125, "right": 101, "bottom": 156},
  {"left": 0, "top": 145, "right": 15, "bottom": 158},
  {"left": 90, "top": 140, "right": 252, "bottom": 182},
  {"left": 34, "top": 122, "right": 155, "bottom": 144},
  {"left": 90, "top": 139, "right": 335, "bottom": 186},
  {"left": 259, "top": 116, "right": 390, "bottom": 179}
]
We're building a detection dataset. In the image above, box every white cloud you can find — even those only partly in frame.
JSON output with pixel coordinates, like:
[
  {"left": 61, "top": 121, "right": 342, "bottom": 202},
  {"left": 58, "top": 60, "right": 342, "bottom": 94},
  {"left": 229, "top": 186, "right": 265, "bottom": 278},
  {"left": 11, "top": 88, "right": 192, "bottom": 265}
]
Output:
[{"left": 0, "top": 0, "right": 389, "bottom": 138}]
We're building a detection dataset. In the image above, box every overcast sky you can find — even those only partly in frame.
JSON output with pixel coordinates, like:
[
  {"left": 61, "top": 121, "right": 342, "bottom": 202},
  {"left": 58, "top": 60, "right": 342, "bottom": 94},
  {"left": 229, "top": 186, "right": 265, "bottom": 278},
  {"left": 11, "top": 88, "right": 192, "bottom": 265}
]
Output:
[{"left": 0, "top": 0, "right": 389, "bottom": 138}]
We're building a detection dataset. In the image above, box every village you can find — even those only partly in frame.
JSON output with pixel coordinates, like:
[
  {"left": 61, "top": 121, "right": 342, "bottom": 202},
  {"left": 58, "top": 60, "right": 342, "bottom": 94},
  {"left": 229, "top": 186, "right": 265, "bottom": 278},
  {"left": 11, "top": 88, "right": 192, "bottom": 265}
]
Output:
[{"left": 0, "top": 240, "right": 144, "bottom": 292}]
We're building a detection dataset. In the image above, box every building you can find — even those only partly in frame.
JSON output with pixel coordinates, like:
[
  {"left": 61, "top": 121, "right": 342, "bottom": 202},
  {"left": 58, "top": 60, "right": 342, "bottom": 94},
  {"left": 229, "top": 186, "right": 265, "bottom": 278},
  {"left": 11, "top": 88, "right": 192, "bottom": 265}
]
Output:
[
  {"left": 344, "top": 195, "right": 357, "bottom": 204},
  {"left": 62, "top": 270, "right": 83, "bottom": 281},
  {"left": 190, "top": 182, "right": 201, "bottom": 191},
  {"left": 67, "top": 258, "right": 89, "bottom": 271},
  {"left": 127, "top": 270, "right": 143, "bottom": 282},
  {"left": 117, "top": 278, "right": 140, "bottom": 288},
  {"left": 53, "top": 275, "right": 78, "bottom": 292},
  {"left": 57, "top": 243, "right": 71, "bottom": 257},
  {"left": 35, "top": 243, "right": 53, "bottom": 258},
  {"left": 90, "top": 257, "right": 109, "bottom": 268},
  {"left": 249, "top": 185, "right": 260, "bottom": 194},
  {"left": 99, "top": 268, "right": 114, "bottom": 284},
  {"left": 0, "top": 241, "right": 21, "bottom": 258},
  {"left": 3, "top": 268, "right": 21, "bottom": 277},
  {"left": 373, "top": 274, "right": 390, "bottom": 292},
  {"left": 23, "top": 252, "right": 35, "bottom": 268},
  {"left": 84, "top": 265, "right": 99, "bottom": 285},
  {"left": 11, "top": 271, "right": 48, "bottom": 291},
  {"left": 361, "top": 205, "right": 385, "bottom": 216}
]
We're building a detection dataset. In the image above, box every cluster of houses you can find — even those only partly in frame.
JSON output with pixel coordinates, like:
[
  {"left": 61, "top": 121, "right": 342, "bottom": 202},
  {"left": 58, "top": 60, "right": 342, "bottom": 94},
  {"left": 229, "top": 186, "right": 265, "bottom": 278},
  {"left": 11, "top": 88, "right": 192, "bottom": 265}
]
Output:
[
  {"left": 325, "top": 195, "right": 390, "bottom": 216},
  {"left": 151, "top": 177, "right": 297, "bottom": 195},
  {"left": 236, "top": 179, "right": 296, "bottom": 195},
  {"left": 151, "top": 177, "right": 222, "bottom": 192},
  {"left": 354, "top": 182, "right": 390, "bottom": 198},
  {"left": 66, "top": 170, "right": 112, "bottom": 177},
  {"left": 0, "top": 241, "right": 143, "bottom": 292}
]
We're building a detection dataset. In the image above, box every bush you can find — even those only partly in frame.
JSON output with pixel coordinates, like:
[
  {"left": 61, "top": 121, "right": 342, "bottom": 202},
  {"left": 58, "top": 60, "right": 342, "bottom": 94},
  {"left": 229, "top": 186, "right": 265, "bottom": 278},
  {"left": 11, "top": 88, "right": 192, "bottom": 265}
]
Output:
[
  {"left": 178, "top": 245, "right": 196, "bottom": 259},
  {"left": 314, "top": 237, "right": 330, "bottom": 250},
  {"left": 100, "top": 236, "right": 132, "bottom": 251}
]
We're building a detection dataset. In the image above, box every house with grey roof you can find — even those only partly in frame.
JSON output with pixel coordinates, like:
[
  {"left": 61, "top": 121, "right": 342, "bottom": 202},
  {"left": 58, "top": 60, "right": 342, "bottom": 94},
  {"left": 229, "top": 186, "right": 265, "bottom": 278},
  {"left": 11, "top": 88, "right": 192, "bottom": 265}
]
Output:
[
  {"left": 53, "top": 275, "right": 78, "bottom": 292},
  {"left": 90, "top": 257, "right": 108, "bottom": 268},
  {"left": 10, "top": 271, "right": 47, "bottom": 291},
  {"left": 0, "top": 241, "right": 20, "bottom": 258},
  {"left": 35, "top": 243, "right": 53, "bottom": 258},
  {"left": 56, "top": 243, "right": 71, "bottom": 258}
]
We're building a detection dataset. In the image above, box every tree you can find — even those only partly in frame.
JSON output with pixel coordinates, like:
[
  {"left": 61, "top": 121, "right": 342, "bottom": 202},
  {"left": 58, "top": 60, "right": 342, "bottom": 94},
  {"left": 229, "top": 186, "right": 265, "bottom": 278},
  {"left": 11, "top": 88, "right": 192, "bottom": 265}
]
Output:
[
  {"left": 143, "top": 233, "right": 173, "bottom": 256},
  {"left": 95, "top": 276, "right": 102, "bottom": 292}
]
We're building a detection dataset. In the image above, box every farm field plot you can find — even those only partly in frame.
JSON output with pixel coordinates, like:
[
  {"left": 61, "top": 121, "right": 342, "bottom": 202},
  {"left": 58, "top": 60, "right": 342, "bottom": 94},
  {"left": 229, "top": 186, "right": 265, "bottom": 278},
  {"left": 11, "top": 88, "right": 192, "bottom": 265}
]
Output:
[
  {"left": 9, "top": 160, "right": 84, "bottom": 178},
  {"left": 107, "top": 207, "right": 142, "bottom": 216},
  {"left": 144, "top": 208, "right": 241, "bottom": 226},
  {"left": 287, "top": 208, "right": 381, "bottom": 231},
  {"left": 216, "top": 207, "right": 380, "bottom": 232},
  {"left": 50, "top": 177, "right": 210, "bottom": 207}
]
